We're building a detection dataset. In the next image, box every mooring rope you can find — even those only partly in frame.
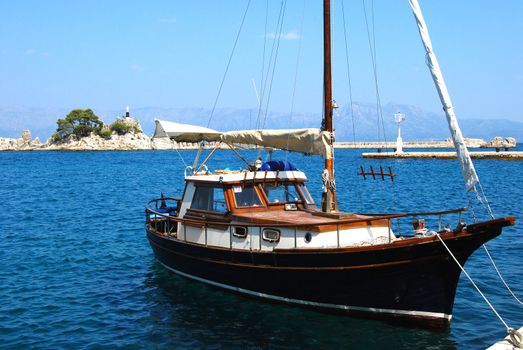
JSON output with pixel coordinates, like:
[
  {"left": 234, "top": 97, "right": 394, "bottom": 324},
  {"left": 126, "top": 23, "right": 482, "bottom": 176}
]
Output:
[
  {"left": 435, "top": 233, "right": 521, "bottom": 345},
  {"left": 483, "top": 244, "right": 523, "bottom": 306}
]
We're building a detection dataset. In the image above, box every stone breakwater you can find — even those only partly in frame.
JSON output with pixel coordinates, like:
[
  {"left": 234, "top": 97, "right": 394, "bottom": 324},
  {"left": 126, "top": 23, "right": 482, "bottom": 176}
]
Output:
[
  {"left": 362, "top": 151, "right": 523, "bottom": 160},
  {"left": 336, "top": 137, "right": 517, "bottom": 149}
]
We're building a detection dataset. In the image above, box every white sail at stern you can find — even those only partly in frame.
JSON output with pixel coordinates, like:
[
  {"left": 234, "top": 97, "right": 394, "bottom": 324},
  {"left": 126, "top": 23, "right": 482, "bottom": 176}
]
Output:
[{"left": 408, "top": 0, "right": 479, "bottom": 192}]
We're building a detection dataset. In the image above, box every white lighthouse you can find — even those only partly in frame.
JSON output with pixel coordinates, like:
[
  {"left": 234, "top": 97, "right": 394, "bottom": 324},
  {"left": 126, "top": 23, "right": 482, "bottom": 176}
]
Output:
[{"left": 394, "top": 112, "right": 406, "bottom": 153}]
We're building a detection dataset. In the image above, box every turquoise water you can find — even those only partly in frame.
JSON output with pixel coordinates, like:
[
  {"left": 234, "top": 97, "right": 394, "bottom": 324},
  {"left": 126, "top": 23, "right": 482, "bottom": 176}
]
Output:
[{"left": 0, "top": 149, "right": 521, "bottom": 349}]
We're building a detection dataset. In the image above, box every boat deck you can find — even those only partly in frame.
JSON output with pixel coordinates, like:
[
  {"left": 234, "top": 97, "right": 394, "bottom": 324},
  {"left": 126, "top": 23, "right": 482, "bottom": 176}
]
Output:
[{"left": 231, "top": 210, "right": 388, "bottom": 232}]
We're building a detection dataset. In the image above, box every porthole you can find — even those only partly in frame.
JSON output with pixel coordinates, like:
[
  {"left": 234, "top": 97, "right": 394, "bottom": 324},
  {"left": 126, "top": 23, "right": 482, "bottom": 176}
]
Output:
[
  {"left": 304, "top": 232, "right": 312, "bottom": 243},
  {"left": 232, "top": 226, "right": 248, "bottom": 238},
  {"left": 262, "top": 228, "right": 280, "bottom": 243}
]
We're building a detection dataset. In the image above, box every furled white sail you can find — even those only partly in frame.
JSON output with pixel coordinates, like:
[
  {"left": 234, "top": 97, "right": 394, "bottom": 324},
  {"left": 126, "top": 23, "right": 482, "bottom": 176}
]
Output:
[
  {"left": 153, "top": 119, "right": 332, "bottom": 159},
  {"left": 408, "top": 0, "right": 479, "bottom": 192}
]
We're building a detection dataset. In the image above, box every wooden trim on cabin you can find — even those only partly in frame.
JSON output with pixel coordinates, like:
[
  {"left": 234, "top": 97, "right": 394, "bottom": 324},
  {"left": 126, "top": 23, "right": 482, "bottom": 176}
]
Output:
[{"left": 224, "top": 188, "right": 236, "bottom": 213}]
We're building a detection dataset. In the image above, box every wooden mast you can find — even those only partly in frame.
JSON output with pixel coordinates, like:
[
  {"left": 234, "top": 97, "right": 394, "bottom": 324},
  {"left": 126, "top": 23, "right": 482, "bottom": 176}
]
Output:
[{"left": 321, "top": 0, "right": 339, "bottom": 213}]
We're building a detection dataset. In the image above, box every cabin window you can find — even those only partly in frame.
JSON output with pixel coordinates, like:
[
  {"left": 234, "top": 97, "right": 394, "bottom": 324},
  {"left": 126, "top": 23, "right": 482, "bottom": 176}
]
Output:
[
  {"left": 190, "top": 186, "right": 228, "bottom": 213},
  {"left": 304, "top": 232, "right": 312, "bottom": 243},
  {"left": 262, "top": 228, "right": 280, "bottom": 243},
  {"left": 232, "top": 226, "right": 248, "bottom": 238},
  {"left": 297, "top": 183, "right": 314, "bottom": 205},
  {"left": 233, "top": 185, "right": 262, "bottom": 208},
  {"left": 263, "top": 182, "right": 301, "bottom": 204}
]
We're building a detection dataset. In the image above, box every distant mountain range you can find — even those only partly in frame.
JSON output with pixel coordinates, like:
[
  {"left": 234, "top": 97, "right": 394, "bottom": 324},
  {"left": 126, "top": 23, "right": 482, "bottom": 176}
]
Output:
[{"left": 1, "top": 103, "right": 521, "bottom": 142}]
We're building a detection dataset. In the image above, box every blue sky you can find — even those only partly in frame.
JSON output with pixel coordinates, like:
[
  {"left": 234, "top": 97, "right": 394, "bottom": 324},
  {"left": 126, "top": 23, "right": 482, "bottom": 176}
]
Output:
[{"left": 0, "top": 0, "right": 522, "bottom": 122}]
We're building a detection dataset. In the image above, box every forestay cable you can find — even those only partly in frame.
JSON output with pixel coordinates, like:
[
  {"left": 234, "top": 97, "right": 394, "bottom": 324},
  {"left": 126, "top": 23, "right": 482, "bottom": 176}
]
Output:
[
  {"left": 436, "top": 234, "right": 516, "bottom": 337},
  {"left": 439, "top": 234, "right": 523, "bottom": 347}
]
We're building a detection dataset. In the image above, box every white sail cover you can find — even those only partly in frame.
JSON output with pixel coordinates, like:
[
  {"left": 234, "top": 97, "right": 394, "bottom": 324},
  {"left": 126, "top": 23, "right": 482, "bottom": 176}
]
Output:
[
  {"left": 153, "top": 119, "right": 332, "bottom": 159},
  {"left": 153, "top": 119, "right": 221, "bottom": 142},
  {"left": 221, "top": 129, "right": 332, "bottom": 159},
  {"left": 408, "top": 0, "right": 479, "bottom": 192}
]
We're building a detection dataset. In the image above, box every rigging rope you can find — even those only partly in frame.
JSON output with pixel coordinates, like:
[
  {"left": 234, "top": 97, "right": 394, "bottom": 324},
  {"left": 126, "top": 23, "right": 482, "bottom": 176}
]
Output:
[
  {"left": 362, "top": 0, "right": 387, "bottom": 142},
  {"left": 483, "top": 244, "right": 523, "bottom": 306},
  {"left": 174, "top": 147, "right": 188, "bottom": 168},
  {"left": 435, "top": 233, "right": 516, "bottom": 337},
  {"left": 255, "top": 0, "right": 287, "bottom": 131},
  {"left": 261, "top": 0, "right": 288, "bottom": 130},
  {"left": 285, "top": 0, "right": 306, "bottom": 159},
  {"left": 341, "top": 0, "right": 356, "bottom": 143},
  {"left": 360, "top": 0, "right": 398, "bottom": 212},
  {"left": 476, "top": 181, "right": 495, "bottom": 219},
  {"left": 467, "top": 184, "right": 521, "bottom": 305},
  {"left": 260, "top": 0, "right": 269, "bottom": 113},
  {"left": 207, "top": 0, "right": 252, "bottom": 128}
]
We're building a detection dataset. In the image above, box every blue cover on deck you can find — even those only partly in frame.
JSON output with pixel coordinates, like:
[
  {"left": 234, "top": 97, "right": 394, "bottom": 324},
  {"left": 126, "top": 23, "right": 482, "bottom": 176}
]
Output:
[{"left": 260, "top": 161, "right": 296, "bottom": 171}]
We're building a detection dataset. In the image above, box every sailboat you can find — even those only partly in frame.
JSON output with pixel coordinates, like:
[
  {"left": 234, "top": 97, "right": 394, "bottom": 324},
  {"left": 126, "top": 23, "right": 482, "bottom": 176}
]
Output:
[{"left": 145, "top": 0, "right": 515, "bottom": 328}]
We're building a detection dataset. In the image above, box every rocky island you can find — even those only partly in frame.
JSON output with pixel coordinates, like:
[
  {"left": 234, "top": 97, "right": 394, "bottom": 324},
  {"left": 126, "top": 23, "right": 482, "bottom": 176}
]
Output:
[{"left": 0, "top": 108, "right": 206, "bottom": 152}]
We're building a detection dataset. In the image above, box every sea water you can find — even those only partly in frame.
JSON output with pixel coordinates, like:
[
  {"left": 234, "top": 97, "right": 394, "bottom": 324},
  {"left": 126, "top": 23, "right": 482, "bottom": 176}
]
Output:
[{"left": 0, "top": 148, "right": 521, "bottom": 349}]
